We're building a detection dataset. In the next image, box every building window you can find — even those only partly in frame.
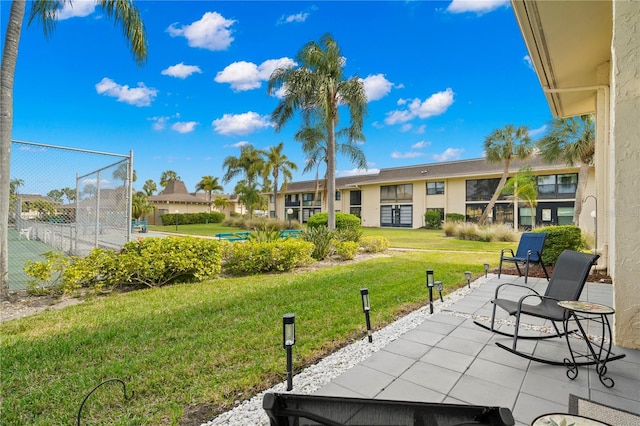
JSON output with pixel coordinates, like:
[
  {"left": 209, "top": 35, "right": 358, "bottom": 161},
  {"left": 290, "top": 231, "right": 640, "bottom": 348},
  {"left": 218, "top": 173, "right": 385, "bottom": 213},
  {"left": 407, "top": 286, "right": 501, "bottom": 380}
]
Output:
[
  {"left": 519, "top": 207, "right": 536, "bottom": 227},
  {"left": 285, "top": 194, "right": 300, "bottom": 206},
  {"left": 350, "top": 207, "right": 361, "bottom": 218},
  {"left": 466, "top": 179, "right": 502, "bottom": 201},
  {"left": 426, "top": 181, "right": 445, "bottom": 195},
  {"left": 380, "top": 184, "right": 413, "bottom": 202},
  {"left": 350, "top": 190, "right": 361, "bottom": 206},
  {"left": 536, "top": 173, "right": 578, "bottom": 198},
  {"left": 558, "top": 174, "right": 578, "bottom": 194},
  {"left": 381, "top": 205, "right": 412, "bottom": 227},
  {"left": 302, "top": 207, "right": 321, "bottom": 222},
  {"left": 557, "top": 206, "right": 575, "bottom": 225},
  {"left": 302, "top": 193, "right": 321, "bottom": 206},
  {"left": 335, "top": 191, "right": 341, "bottom": 201}
]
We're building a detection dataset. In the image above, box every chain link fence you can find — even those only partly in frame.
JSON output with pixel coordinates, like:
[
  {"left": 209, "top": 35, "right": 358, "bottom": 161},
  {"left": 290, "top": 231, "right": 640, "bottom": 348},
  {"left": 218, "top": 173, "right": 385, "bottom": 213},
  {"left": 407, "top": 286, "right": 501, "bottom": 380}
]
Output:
[{"left": 8, "top": 140, "right": 132, "bottom": 291}]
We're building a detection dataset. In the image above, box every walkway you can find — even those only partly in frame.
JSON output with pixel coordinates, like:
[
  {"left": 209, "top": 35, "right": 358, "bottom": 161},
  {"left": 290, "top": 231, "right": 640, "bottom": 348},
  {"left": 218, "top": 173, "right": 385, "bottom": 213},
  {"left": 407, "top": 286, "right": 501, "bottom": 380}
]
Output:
[{"left": 312, "top": 275, "right": 640, "bottom": 425}]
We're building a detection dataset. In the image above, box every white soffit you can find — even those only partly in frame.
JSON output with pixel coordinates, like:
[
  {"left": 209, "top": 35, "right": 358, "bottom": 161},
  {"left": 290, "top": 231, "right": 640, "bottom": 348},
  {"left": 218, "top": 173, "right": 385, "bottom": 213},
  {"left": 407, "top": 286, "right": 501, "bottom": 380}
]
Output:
[{"left": 511, "top": 1, "right": 612, "bottom": 118}]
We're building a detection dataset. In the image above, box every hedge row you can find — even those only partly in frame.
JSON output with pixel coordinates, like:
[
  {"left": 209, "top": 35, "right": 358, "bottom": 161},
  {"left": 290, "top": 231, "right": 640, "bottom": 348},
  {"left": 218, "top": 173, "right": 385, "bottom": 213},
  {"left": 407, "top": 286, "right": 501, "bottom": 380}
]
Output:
[{"left": 160, "top": 212, "right": 225, "bottom": 226}]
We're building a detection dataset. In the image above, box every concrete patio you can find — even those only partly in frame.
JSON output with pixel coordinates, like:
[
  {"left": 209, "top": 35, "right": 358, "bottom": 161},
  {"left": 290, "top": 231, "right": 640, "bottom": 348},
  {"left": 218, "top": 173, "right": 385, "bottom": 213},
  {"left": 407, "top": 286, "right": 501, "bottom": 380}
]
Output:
[{"left": 312, "top": 275, "right": 640, "bottom": 425}]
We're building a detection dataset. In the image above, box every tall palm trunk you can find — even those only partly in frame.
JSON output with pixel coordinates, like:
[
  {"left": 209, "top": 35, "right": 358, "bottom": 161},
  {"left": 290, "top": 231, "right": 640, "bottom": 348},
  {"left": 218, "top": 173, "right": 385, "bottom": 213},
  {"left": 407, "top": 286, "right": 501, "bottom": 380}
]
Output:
[
  {"left": 478, "top": 159, "right": 510, "bottom": 225},
  {"left": 572, "top": 162, "right": 590, "bottom": 225},
  {"left": 326, "top": 118, "right": 337, "bottom": 230},
  {"left": 272, "top": 169, "right": 279, "bottom": 221},
  {"left": 0, "top": 0, "right": 26, "bottom": 300}
]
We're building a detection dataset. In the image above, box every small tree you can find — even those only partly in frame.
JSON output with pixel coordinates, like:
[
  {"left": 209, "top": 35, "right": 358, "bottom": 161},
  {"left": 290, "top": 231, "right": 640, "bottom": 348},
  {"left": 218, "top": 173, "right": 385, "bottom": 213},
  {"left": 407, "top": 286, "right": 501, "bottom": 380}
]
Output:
[{"left": 502, "top": 166, "right": 538, "bottom": 229}]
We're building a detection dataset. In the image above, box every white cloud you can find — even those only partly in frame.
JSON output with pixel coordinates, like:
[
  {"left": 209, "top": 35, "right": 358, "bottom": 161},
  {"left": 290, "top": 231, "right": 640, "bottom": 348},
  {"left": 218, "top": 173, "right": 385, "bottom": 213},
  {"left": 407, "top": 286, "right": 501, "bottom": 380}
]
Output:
[
  {"left": 161, "top": 63, "right": 202, "bottom": 79},
  {"left": 391, "top": 151, "right": 425, "bottom": 159},
  {"left": 412, "top": 141, "right": 431, "bottom": 149},
  {"left": 415, "top": 125, "right": 426, "bottom": 134},
  {"left": 361, "top": 74, "right": 394, "bottom": 101},
  {"left": 278, "top": 12, "right": 310, "bottom": 24},
  {"left": 433, "top": 148, "right": 463, "bottom": 162},
  {"left": 149, "top": 116, "right": 169, "bottom": 131},
  {"left": 56, "top": 2, "right": 96, "bottom": 20},
  {"left": 215, "top": 57, "right": 296, "bottom": 91},
  {"left": 528, "top": 124, "right": 547, "bottom": 138},
  {"left": 95, "top": 77, "right": 157, "bottom": 107},
  {"left": 400, "top": 124, "right": 413, "bottom": 133},
  {"left": 167, "top": 12, "right": 236, "bottom": 51},
  {"left": 523, "top": 55, "right": 534, "bottom": 70},
  {"left": 446, "top": 0, "right": 510, "bottom": 14},
  {"left": 385, "top": 88, "right": 454, "bottom": 125},
  {"left": 371, "top": 121, "right": 384, "bottom": 129},
  {"left": 338, "top": 168, "right": 379, "bottom": 177},
  {"left": 212, "top": 111, "right": 273, "bottom": 135},
  {"left": 233, "top": 141, "right": 250, "bottom": 148},
  {"left": 171, "top": 121, "right": 198, "bottom": 133}
]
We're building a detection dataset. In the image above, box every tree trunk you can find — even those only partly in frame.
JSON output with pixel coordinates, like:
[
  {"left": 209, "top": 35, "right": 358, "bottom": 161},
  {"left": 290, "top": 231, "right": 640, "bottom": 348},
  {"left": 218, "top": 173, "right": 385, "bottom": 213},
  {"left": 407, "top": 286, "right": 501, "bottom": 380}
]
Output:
[
  {"left": 478, "top": 160, "right": 510, "bottom": 226},
  {"left": 326, "top": 118, "right": 336, "bottom": 231},
  {"left": 0, "top": 0, "right": 26, "bottom": 300},
  {"left": 273, "top": 170, "right": 279, "bottom": 221},
  {"left": 572, "top": 162, "right": 590, "bottom": 225}
]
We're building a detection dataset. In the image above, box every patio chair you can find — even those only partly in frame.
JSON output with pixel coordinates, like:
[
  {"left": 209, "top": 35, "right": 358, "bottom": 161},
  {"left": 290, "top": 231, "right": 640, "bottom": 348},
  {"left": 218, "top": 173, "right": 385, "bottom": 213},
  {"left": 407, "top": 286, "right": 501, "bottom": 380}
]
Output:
[
  {"left": 498, "top": 232, "right": 549, "bottom": 283},
  {"left": 19, "top": 227, "right": 32, "bottom": 240},
  {"left": 475, "top": 250, "right": 621, "bottom": 365}
]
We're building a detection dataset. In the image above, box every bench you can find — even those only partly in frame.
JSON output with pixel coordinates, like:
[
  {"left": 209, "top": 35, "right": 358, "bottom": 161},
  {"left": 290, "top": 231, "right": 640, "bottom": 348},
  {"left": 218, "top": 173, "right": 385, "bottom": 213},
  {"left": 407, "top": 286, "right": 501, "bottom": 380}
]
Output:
[
  {"left": 279, "top": 229, "right": 303, "bottom": 239},
  {"left": 132, "top": 220, "right": 148, "bottom": 233},
  {"left": 215, "top": 232, "right": 250, "bottom": 242}
]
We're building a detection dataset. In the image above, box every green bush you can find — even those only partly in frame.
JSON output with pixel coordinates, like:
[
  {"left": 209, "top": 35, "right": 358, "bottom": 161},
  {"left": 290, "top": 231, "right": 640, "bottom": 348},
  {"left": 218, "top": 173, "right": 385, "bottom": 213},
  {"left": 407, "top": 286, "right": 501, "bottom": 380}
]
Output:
[
  {"left": 160, "top": 212, "right": 225, "bottom": 226},
  {"left": 359, "top": 236, "right": 389, "bottom": 253},
  {"left": 301, "top": 226, "right": 334, "bottom": 260},
  {"left": 445, "top": 213, "right": 465, "bottom": 223},
  {"left": 223, "top": 239, "right": 314, "bottom": 275},
  {"left": 442, "top": 222, "right": 519, "bottom": 242},
  {"left": 25, "top": 237, "right": 224, "bottom": 292},
  {"left": 334, "top": 241, "right": 359, "bottom": 261},
  {"left": 534, "top": 225, "right": 583, "bottom": 265},
  {"left": 332, "top": 228, "right": 363, "bottom": 243},
  {"left": 306, "top": 212, "right": 361, "bottom": 230},
  {"left": 424, "top": 211, "right": 442, "bottom": 229}
]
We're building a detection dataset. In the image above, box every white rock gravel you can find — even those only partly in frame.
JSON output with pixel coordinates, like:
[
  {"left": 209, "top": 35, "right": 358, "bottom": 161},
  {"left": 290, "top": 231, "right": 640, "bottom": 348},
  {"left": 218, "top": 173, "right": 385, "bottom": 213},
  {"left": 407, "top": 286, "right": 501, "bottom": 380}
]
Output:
[{"left": 202, "top": 275, "right": 493, "bottom": 426}]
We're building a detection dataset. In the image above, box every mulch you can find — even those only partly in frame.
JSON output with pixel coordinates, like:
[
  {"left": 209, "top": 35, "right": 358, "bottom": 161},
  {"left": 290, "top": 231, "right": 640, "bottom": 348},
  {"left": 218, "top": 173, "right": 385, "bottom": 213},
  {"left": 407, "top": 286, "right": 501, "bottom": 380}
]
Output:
[{"left": 496, "top": 266, "right": 612, "bottom": 284}]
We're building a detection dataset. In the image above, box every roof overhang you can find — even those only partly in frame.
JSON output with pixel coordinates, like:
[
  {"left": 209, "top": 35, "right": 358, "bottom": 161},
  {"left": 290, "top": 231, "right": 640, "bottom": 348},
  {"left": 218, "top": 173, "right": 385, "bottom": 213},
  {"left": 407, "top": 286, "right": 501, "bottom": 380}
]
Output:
[{"left": 511, "top": 0, "right": 612, "bottom": 118}]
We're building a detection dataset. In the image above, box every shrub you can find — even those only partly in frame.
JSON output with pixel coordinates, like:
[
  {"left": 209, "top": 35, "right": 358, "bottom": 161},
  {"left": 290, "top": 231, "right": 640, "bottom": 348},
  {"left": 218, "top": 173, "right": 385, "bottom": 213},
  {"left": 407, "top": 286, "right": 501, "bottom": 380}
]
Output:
[
  {"left": 445, "top": 213, "right": 465, "bottom": 223},
  {"left": 424, "top": 211, "right": 442, "bottom": 229},
  {"left": 223, "top": 239, "right": 314, "bottom": 275},
  {"left": 306, "top": 212, "right": 361, "bottom": 230},
  {"left": 332, "top": 228, "right": 363, "bottom": 243},
  {"left": 359, "top": 236, "right": 389, "bottom": 253},
  {"left": 160, "top": 212, "right": 224, "bottom": 226},
  {"left": 334, "top": 241, "right": 359, "bottom": 261},
  {"left": 534, "top": 225, "right": 583, "bottom": 265},
  {"left": 301, "top": 226, "right": 334, "bottom": 260},
  {"left": 443, "top": 222, "right": 519, "bottom": 242},
  {"left": 24, "top": 251, "right": 70, "bottom": 295},
  {"left": 248, "top": 224, "right": 282, "bottom": 242}
]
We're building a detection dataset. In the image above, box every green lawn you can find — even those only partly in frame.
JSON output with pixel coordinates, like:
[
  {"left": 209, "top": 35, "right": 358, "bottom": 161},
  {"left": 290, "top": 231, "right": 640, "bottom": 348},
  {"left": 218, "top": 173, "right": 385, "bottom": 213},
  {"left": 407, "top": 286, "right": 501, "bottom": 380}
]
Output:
[{"left": 1, "top": 227, "right": 507, "bottom": 425}]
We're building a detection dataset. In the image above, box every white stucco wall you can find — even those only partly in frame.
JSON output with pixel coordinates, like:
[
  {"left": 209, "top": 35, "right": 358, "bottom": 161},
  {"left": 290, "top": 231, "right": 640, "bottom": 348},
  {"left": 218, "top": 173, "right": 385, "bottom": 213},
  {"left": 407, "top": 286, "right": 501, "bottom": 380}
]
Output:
[{"left": 611, "top": 0, "right": 640, "bottom": 349}]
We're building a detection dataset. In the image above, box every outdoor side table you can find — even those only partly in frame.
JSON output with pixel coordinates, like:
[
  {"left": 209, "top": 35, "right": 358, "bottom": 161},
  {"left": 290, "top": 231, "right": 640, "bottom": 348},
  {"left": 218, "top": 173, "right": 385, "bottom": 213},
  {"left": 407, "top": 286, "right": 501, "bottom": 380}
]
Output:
[
  {"left": 531, "top": 412, "right": 611, "bottom": 426},
  {"left": 558, "top": 301, "right": 624, "bottom": 388}
]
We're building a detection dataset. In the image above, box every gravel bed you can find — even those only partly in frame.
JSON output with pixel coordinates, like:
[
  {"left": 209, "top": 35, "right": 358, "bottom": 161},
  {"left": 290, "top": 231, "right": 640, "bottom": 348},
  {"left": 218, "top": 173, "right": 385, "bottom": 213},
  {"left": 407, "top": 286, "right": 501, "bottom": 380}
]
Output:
[{"left": 203, "top": 275, "right": 493, "bottom": 426}]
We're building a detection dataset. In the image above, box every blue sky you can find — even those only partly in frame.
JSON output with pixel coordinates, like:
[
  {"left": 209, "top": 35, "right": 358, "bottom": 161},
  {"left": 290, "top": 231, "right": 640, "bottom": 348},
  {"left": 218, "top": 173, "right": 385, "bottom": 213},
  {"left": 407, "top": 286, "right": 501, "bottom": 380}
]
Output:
[{"left": 4, "top": 0, "right": 553, "bottom": 195}]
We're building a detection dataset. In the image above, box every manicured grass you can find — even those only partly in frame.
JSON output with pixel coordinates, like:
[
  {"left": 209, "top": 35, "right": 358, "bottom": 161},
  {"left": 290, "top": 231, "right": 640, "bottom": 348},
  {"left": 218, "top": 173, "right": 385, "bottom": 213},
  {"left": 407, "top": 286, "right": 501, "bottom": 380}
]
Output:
[
  {"left": 148, "top": 222, "right": 240, "bottom": 237},
  {"left": 0, "top": 249, "right": 496, "bottom": 425}
]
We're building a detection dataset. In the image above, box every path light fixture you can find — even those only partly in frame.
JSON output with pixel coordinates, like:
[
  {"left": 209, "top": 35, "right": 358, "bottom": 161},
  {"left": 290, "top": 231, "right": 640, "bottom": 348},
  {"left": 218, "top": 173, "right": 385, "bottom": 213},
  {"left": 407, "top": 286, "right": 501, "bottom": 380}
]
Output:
[
  {"left": 434, "top": 281, "right": 444, "bottom": 303},
  {"left": 464, "top": 271, "right": 472, "bottom": 288},
  {"left": 484, "top": 263, "right": 489, "bottom": 278},
  {"left": 360, "top": 288, "right": 373, "bottom": 343},
  {"left": 282, "top": 314, "right": 296, "bottom": 391},
  {"left": 287, "top": 208, "right": 293, "bottom": 229},
  {"left": 426, "top": 269, "right": 435, "bottom": 314},
  {"left": 175, "top": 210, "right": 179, "bottom": 231},
  {"left": 583, "top": 195, "right": 598, "bottom": 255}
]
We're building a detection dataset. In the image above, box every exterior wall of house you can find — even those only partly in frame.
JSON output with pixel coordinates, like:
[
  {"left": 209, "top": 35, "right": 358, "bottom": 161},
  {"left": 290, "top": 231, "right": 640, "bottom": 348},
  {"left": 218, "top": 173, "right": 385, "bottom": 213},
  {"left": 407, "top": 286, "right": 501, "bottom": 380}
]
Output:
[{"left": 611, "top": 0, "right": 640, "bottom": 348}]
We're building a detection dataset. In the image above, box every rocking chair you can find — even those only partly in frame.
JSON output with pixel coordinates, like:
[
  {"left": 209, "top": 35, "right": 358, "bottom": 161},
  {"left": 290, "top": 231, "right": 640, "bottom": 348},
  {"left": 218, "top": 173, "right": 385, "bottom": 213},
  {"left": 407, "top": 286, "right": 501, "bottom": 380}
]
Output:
[{"left": 475, "top": 250, "right": 623, "bottom": 365}]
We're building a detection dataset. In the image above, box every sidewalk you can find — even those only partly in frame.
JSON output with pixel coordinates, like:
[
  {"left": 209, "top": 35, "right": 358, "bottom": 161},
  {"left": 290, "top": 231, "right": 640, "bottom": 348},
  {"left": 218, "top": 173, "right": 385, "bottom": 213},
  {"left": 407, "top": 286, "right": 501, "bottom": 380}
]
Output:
[{"left": 312, "top": 275, "right": 640, "bottom": 425}]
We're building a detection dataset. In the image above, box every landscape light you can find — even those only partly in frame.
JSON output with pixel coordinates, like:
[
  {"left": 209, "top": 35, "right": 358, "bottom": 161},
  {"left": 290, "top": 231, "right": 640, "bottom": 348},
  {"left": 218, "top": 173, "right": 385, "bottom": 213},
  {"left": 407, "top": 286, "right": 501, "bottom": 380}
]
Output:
[
  {"left": 360, "top": 288, "right": 373, "bottom": 343},
  {"left": 434, "top": 281, "right": 444, "bottom": 303},
  {"left": 175, "top": 210, "right": 179, "bottom": 231},
  {"left": 282, "top": 314, "right": 295, "bottom": 391},
  {"left": 287, "top": 208, "right": 294, "bottom": 229},
  {"left": 484, "top": 263, "right": 489, "bottom": 278},
  {"left": 464, "top": 271, "right": 472, "bottom": 288},
  {"left": 426, "top": 269, "right": 435, "bottom": 314}
]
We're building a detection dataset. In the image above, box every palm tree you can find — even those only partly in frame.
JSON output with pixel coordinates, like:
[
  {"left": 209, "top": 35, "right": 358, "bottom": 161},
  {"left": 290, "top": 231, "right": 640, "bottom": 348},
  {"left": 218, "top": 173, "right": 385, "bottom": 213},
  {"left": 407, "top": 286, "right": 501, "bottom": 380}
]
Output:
[
  {"left": 262, "top": 142, "right": 297, "bottom": 220},
  {"left": 222, "top": 145, "right": 265, "bottom": 187},
  {"left": 160, "top": 170, "right": 180, "bottom": 188},
  {"left": 195, "top": 176, "right": 224, "bottom": 212},
  {"left": 234, "top": 180, "right": 261, "bottom": 216},
  {"left": 537, "top": 114, "right": 594, "bottom": 225},
  {"left": 61, "top": 187, "right": 76, "bottom": 204},
  {"left": 268, "top": 33, "right": 367, "bottom": 230},
  {"left": 9, "top": 178, "right": 23, "bottom": 195},
  {"left": 477, "top": 124, "right": 534, "bottom": 225},
  {"left": 142, "top": 179, "right": 157, "bottom": 196},
  {"left": 213, "top": 196, "right": 230, "bottom": 213},
  {"left": 295, "top": 123, "right": 367, "bottom": 210},
  {"left": 131, "top": 191, "right": 153, "bottom": 221},
  {"left": 0, "top": 0, "right": 147, "bottom": 300},
  {"left": 502, "top": 166, "right": 539, "bottom": 229},
  {"left": 47, "top": 189, "right": 64, "bottom": 203}
]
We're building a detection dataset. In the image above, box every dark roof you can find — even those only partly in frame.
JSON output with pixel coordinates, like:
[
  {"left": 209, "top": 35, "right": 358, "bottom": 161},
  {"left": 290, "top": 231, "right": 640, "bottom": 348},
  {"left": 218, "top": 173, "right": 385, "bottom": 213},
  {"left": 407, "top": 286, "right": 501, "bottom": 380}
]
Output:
[
  {"left": 280, "top": 155, "right": 575, "bottom": 193},
  {"left": 149, "top": 180, "right": 208, "bottom": 204}
]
